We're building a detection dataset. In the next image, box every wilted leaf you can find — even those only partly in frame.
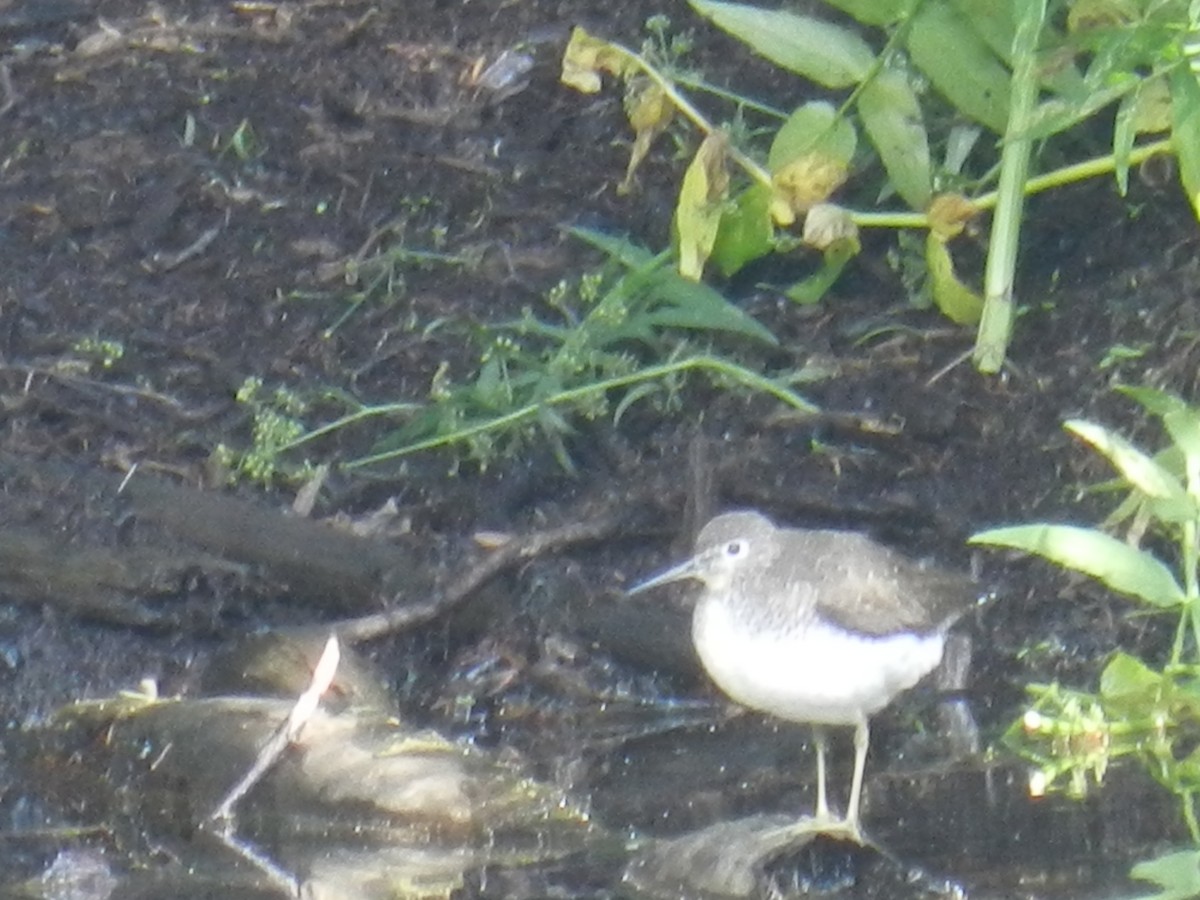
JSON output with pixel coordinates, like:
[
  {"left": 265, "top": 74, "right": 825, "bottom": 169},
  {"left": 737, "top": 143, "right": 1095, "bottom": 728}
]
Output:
[
  {"left": 675, "top": 132, "right": 731, "bottom": 280},
  {"left": 620, "top": 79, "right": 674, "bottom": 193},
  {"left": 1066, "top": 0, "right": 1138, "bottom": 33},
  {"left": 689, "top": 0, "right": 875, "bottom": 88},
  {"left": 969, "top": 523, "right": 1187, "bottom": 608},
  {"left": 927, "top": 193, "right": 980, "bottom": 239},
  {"left": 858, "top": 68, "right": 932, "bottom": 211},
  {"left": 560, "top": 27, "right": 637, "bottom": 93},
  {"left": 772, "top": 155, "right": 848, "bottom": 220},
  {"left": 801, "top": 203, "right": 858, "bottom": 251},
  {"left": 906, "top": 2, "right": 1011, "bottom": 132},
  {"left": 925, "top": 233, "right": 983, "bottom": 325}
]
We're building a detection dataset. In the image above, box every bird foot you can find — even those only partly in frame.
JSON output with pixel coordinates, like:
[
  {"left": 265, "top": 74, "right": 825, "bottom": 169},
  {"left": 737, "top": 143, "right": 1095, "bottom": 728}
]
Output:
[{"left": 785, "top": 813, "right": 866, "bottom": 846}]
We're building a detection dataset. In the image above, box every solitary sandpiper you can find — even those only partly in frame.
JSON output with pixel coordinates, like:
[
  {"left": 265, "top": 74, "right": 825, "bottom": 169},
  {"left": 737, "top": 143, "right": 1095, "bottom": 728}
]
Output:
[{"left": 628, "top": 510, "right": 973, "bottom": 841}]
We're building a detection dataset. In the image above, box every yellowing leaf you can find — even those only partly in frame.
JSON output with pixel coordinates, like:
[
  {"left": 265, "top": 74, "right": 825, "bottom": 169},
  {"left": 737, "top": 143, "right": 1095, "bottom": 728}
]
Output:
[
  {"left": 801, "top": 203, "right": 858, "bottom": 251},
  {"left": 619, "top": 80, "right": 674, "bottom": 194},
  {"left": 927, "top": 193, "right": 980, "bottom": 240},
  {"left": 772, "top": 153, "right": 848, "bottom": 218},
  {"left": 1130, "top": 76, "right": 1171, "bottom": 134},
  {"left": 561, "top": 26, "right": 637, "bottom": 93},
  {"left": 675, "top": 132, "right": 731, "bottom": 280},
  {"left": 1066, "top": 0, "right": 1137, "bottom": 33},
  {"left": 926, "top": 231, "right": 983, "bottom": 325}
]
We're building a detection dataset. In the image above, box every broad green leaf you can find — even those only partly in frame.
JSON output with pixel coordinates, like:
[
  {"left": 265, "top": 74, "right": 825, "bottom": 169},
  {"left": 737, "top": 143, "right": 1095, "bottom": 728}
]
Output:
[
  {"left": 567, "top": 226, "right": 655, "bottom": 268},
  {"left": 711, "top": 184, "right": 775, "bottom": 277},
  {"left": 1163, "top": 407, "right": 1200, "bottom": 481},
  {"left": 815, "top": 0, "right": 915, "bottom": 27},
  {"left": 768, "top": 102, "right": 857, "bottom": 172},
  {"left": 1065, "top": 419, "right": 1194, "bottom": 520},
  {"left": 1120, "top": 386, "right": 1200, "bottom": 487},
  {"left": 689, "top": 0, "right": 875, "bottom": 88},
  {"left": 1169, "top": 61, "right": 1200, "bottom": 220},
  {"left": 906, "top": 2, "right": 1011, "bottom": 132},
  {"left": 1130, "top": 849, "right": 1200, "bottom": 900},
  {"left": 1119, "top": 385, "right": 1191, "bottom": 418},
  {"left": 948, "top": 0, "right": 1084, "bottom": 97},
  {"left": 858, "top": 68, "right": 932, "bottom": 211},
  {"left": 675, "top": 132, "right": 731, "bottom": 280},
  {"left": 970, "top": 523, "right": 1186, "bottom": 607},
  {"left": 1099, "top": 652, "right": 1162, "bottom": 703}
]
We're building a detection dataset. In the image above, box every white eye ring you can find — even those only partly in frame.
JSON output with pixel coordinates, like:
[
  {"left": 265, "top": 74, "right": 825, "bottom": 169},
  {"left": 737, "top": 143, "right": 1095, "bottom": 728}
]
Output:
[{"left": 724, "top": 539, "right": 747, "bottom": 559}]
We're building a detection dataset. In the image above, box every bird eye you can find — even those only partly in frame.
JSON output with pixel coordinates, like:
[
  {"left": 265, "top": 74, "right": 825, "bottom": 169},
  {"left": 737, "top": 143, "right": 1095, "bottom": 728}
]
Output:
[{"left": 724, "top": 540, "right": 746, "bottom": 558}]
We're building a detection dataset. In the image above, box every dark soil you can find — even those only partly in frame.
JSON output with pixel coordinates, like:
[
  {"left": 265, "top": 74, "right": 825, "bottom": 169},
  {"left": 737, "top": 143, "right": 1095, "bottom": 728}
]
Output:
[{"left": 3, "top": 1, "right": 1200, "bottom": 896}]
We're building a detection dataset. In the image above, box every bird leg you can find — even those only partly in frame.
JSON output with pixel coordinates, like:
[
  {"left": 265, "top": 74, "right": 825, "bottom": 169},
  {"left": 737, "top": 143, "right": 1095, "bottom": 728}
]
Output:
[
  {"left": 812, "top": 726, "right": 829, "bottom": 820},
  {"left": 845, "top": 719, "right": 870, "bottom": 834}
]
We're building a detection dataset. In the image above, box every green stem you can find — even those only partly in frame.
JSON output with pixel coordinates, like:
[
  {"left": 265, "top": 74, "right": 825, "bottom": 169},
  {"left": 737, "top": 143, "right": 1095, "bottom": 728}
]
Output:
[
  {"left": 972, "top": 0, "right": 1046, "bottom": 374},
  {"left": 341, "top": 355, "right": 815, "bottom": 470},
  {"left": 605, "top": 39, "right": 775, "bottom": 191},
  {"left": 279, "top": 401, "right": 423, "bottom": 452}
]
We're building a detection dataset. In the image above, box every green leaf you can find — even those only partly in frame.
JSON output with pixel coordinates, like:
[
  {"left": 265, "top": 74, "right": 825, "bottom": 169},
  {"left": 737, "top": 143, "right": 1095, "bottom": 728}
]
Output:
[
  {"left": 689, "top": 0, "right": 875, "bottom": 88},
  {"left": 1163, "top": 407, "right": 1200, "bottom": 482},
  {"left": 1130, "top": 849, "right": 1200, "bottom": 900},
  {"left": 926, "top": 233, "right": 983, "bottom": 325},
  {"left": 1119, "top": 385, "right": 1190, "bottom": 418},
  {"left": 969, "top": 523, "right": 1187, "bottom": 607},
  {"left": 768, "top": 102, "right": 857, "bottom": 173},
  {"left": 784, "top": 237, "right": 858, "bottom": 304},
  {"left": 945, "top": 0, "right": 1084, "bottom": 99},
  {"left": 1169, "top": 61, "right": 1200, "bottom": 220},
  {"left": 1065, "top": 419, "right": 1196, "bottom": 521},
  {"left": 639, "top": 267, "right": 778, "bottom": 345},
  {"left": 710, "top": 184, "right": 775, "bottom": 277},
  {"left": 858, "top": 68, "right": 932, "bottom": 211},
  {"left": 1113, "top": 76, "right": 1171, "bottom": 195},
  {"left": 1099, "top": 651, "right": 1162, "bottom": 703},
  {"left": 567, "top": 226, "right": 655, "bottom": 268},
  {"left": 816, "top": 0, "right": 915, "bottom": 27},
  {"left": 906, "top": 2, "right": 1011, "bottom": 132}
]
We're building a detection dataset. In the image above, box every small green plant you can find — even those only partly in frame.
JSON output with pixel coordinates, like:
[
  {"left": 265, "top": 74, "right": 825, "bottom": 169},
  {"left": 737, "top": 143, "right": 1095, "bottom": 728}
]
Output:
[
  {"left": 69, "top": 337, "right": 125, "bottom": 370},
  {"left": 214, "top": 376, "right": 315, "bottom": 485},
  {"left": 971, "top": 387, "right": 1200, "bottom": 846},
  {"left": 223, "top": 230, "right": 818, "bottom": 478},
  {"left": 563, "top": 2, "right": 1198, "bottom": 372}
]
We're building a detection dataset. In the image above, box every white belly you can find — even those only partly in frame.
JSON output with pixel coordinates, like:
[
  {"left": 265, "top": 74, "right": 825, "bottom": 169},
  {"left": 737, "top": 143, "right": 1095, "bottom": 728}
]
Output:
[{"left": 692, "top": 597, "right": 946, "bottom": 726}]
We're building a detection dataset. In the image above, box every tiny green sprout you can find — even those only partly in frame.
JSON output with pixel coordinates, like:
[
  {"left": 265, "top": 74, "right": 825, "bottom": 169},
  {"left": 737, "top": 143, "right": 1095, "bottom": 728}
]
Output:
[
  {"left": 1098, "top": 343, "right": 1149, "bottom": 369},
  {"left": 219, "top": 119, "right": 262, "bottom": 162},
  {"left": 72, "top": 337, "right": 125, "bottom": 369}
]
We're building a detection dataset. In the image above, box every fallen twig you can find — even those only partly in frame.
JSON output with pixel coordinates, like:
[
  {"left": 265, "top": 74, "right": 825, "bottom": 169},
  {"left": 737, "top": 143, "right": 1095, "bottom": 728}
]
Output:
[{"left": 333, "top": 511, "right": 626, "bottom": 643}]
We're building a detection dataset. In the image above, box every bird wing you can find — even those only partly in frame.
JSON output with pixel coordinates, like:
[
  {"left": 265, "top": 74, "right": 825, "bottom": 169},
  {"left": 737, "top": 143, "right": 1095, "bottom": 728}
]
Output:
[{"left": 804, "top": 532, "right": 973, "bottom": 637}]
